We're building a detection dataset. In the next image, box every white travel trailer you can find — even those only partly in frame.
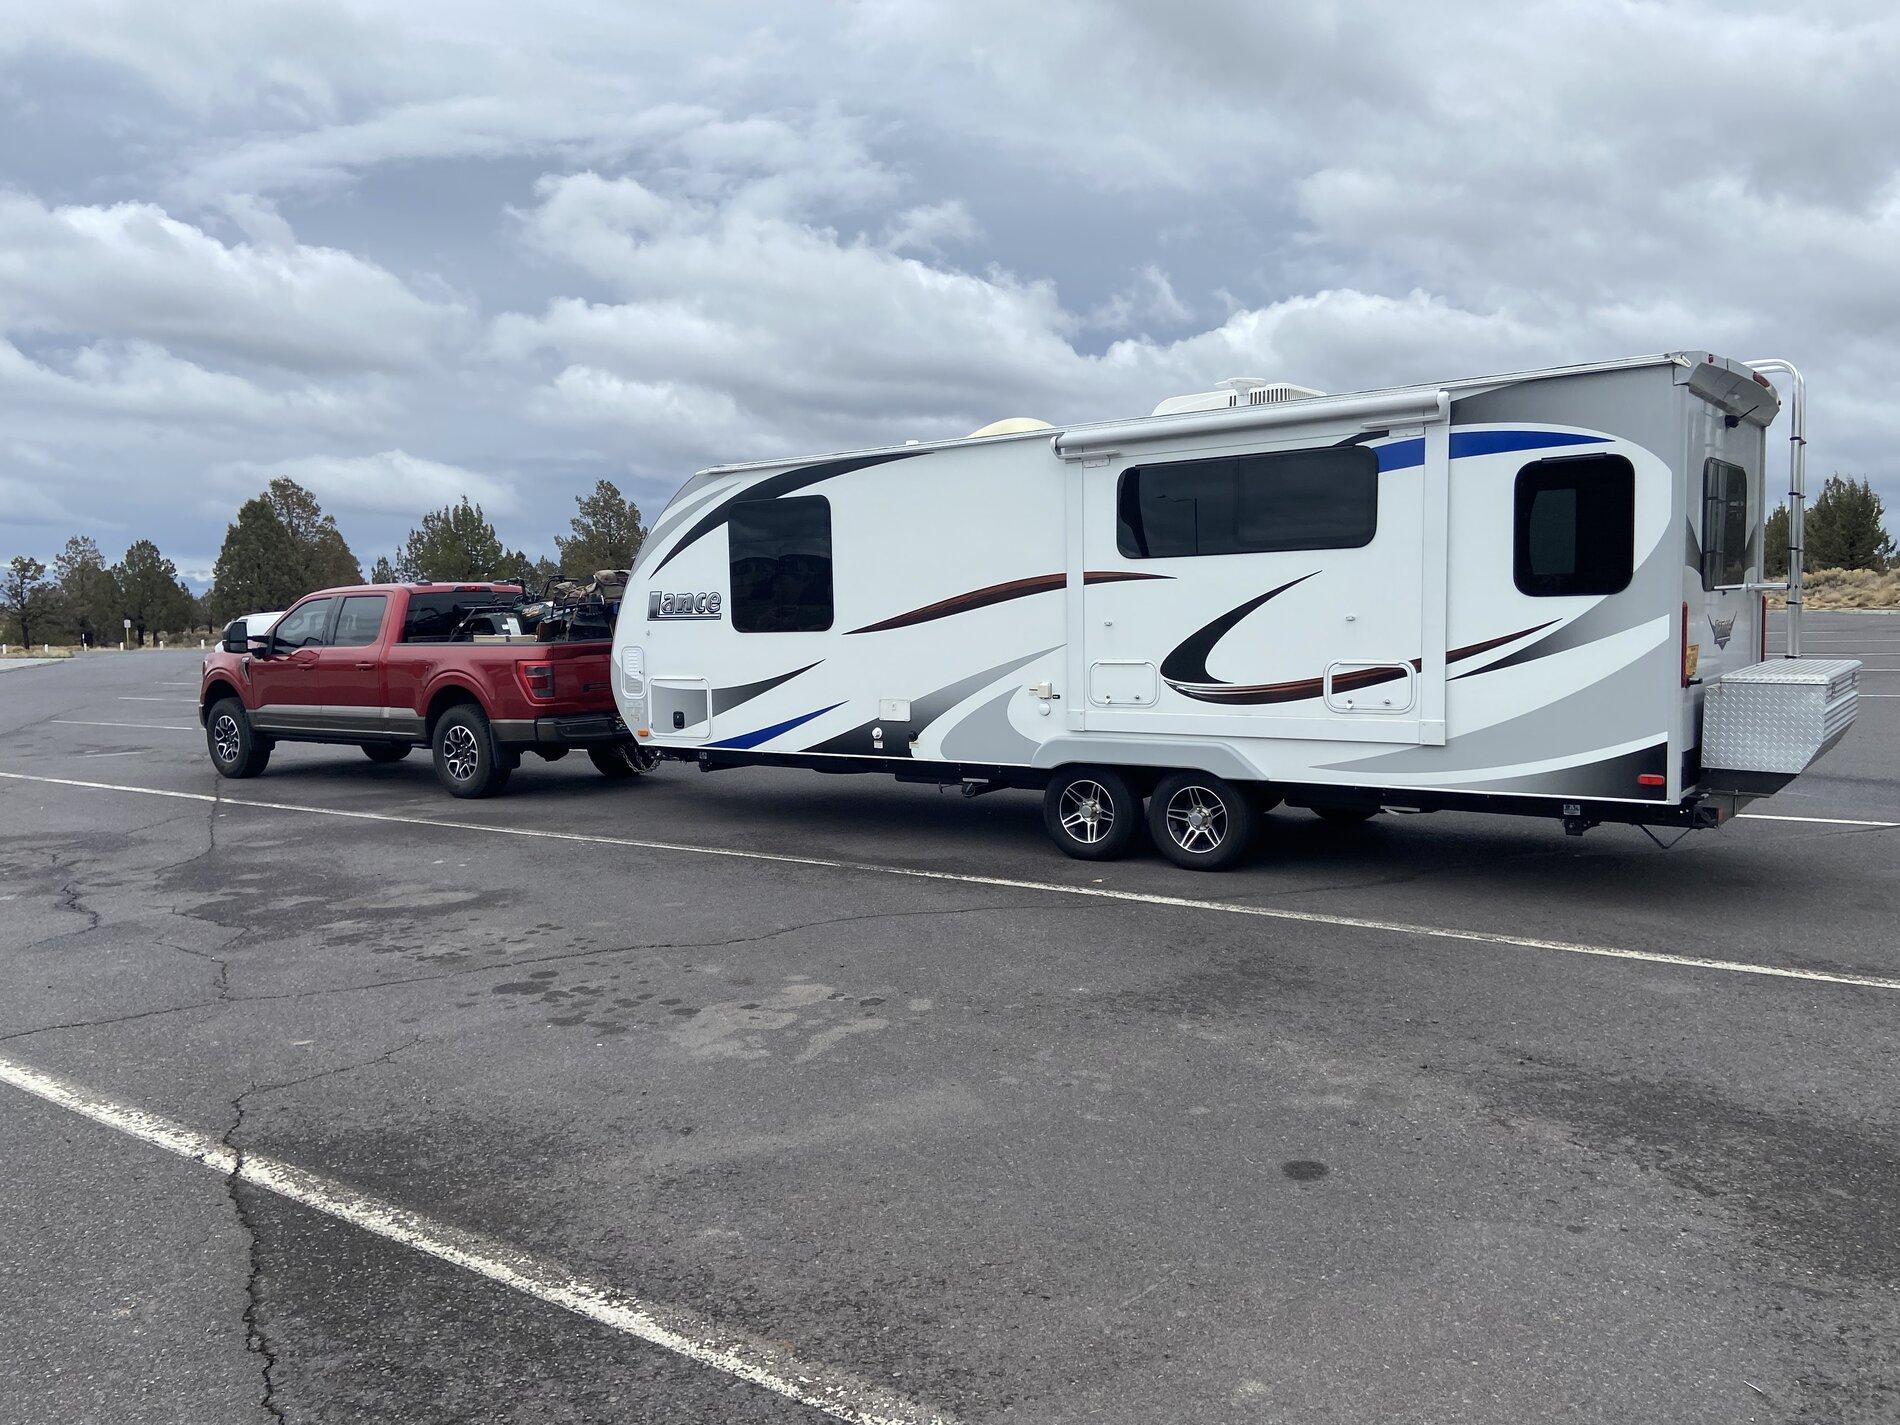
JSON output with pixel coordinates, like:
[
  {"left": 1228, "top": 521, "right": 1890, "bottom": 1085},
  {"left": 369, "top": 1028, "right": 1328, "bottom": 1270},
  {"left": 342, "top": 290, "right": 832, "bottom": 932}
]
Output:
[{"left": 612, "top": 353, "right": 1859, "bottom": 869}]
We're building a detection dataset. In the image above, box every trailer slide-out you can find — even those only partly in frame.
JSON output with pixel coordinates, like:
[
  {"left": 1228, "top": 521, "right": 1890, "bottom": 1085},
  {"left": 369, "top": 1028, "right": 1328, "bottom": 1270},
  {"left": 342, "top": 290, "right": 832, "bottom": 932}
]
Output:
[{"left": 611, "top": 352, "right": 1859, "bottom": 870}]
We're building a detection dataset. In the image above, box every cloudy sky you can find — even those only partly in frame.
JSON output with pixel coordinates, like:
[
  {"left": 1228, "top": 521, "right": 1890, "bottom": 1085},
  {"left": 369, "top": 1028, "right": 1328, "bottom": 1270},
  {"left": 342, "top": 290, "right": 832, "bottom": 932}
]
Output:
[{"left": 3, "top": 0, "right": 1896, "bottom": 584}]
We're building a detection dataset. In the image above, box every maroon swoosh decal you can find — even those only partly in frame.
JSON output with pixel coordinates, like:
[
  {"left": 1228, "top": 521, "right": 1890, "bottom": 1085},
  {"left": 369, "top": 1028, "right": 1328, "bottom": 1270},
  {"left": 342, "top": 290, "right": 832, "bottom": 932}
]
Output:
[
  {"left": 846, "top": 570, "right": 1169, "bottom": 635},
  {"left": 1166, "top": 621, "right": 1556, "bottom": 706}
]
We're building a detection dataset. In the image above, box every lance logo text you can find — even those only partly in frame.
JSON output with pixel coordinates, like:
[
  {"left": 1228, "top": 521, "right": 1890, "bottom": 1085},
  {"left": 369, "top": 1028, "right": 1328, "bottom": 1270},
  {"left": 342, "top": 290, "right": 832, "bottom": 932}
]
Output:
[{"left": 648, "top": 590, "right": 723, "bottom": 620}]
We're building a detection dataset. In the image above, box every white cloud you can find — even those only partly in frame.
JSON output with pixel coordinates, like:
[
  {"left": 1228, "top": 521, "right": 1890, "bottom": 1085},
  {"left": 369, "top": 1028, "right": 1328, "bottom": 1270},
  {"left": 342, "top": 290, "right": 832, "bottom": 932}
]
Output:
[
  {"left": 219, "top": 450, "right": 518, "bottom": 517},
  {"left": 0, "top": 192, "right": 464, "bottom": 372}
]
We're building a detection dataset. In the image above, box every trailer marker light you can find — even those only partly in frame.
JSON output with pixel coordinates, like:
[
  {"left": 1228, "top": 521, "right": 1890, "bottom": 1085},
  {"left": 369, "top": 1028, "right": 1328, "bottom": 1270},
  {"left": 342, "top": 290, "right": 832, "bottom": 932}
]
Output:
[{"left": 1637, "top": 773, "right": 1666, "bottom": 787}]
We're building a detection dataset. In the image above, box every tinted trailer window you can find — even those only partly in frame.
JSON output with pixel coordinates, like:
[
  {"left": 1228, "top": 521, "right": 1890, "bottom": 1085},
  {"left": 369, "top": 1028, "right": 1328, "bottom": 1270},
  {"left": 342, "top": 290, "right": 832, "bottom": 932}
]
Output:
[
  {"left": 1116, "top": 445, "right": 1378, "bottom": 558},
  {"left": 729, "top": 496, "right": 834, "bottom": 632},
  {"left": 1513, "top": 454, "right": 1635, "bottom": 597}
]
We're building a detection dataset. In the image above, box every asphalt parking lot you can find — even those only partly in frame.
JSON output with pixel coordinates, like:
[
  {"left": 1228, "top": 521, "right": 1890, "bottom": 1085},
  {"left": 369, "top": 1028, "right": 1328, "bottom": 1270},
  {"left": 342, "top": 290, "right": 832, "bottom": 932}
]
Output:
[{"left": 2, "top": 612, "right": 1896, "bottom": 1424}]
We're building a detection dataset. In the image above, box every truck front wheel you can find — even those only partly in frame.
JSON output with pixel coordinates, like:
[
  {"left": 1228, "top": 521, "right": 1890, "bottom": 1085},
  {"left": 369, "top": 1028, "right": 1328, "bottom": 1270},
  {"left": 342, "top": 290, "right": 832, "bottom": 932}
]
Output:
[
  {"left": 206, "top": 698, "right": 270, "bottom": 779},
  {"left": 432, "top": 705, "right": 512, "bottom": 798}
]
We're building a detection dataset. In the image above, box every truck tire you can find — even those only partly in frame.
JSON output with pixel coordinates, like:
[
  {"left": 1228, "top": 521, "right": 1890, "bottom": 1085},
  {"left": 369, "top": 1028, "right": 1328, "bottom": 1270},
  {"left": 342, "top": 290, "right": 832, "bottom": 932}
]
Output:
[
  {"left": 361, "top": 743, "right": 411, "bottom": 764},
  {"left": 588, "top": 743, "right": 660, "bottom": 779},
  {"left": 1042, "top": 766, "right": 1142, "bottom": 861},
  {"left": 1148, "top": 771, "right": 1256, "bottom": 871},
  {"left": 432, "top": 704, "right": 512, "bottom": 798},
  {"left": 206, "top": 697, "right": 270, "bottom": 779}
]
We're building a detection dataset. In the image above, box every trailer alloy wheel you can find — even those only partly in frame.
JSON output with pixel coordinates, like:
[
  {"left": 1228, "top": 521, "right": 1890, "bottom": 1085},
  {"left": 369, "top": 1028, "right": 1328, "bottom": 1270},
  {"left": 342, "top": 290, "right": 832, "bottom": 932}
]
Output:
[
  {"left": 205, "top": 697, "right": 270, "bottom": 779},
  {"left": 1042, "top": 766, "right": 1141, "bottom": 861},
  {"left": 1148, "top": 771, "right": 1256, "bottom": 871},
  {"left": 431, "top": 705, "right": 512, "bottom": 798}
]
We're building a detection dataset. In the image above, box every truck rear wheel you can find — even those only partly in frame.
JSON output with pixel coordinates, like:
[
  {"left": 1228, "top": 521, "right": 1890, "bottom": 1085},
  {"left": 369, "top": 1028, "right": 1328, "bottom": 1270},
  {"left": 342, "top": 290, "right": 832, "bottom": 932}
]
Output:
[
  {"left": 1149, "top": 771, "right": 1256, "bottom": 871},
  {"left": 432, "top": 705, "right": 512, "bottom": 798},
  {"left": 1042, "top": 767, "right": 1142, "bottom": 860},
  {"left": 206, "top": 697, "right": 270, "bottom": 779},
  {"left": 361, "top": 742, "right": 411, "bottom": 764},
  {"left": 588, "top": 744, "right": 660, "bottom": 779}
]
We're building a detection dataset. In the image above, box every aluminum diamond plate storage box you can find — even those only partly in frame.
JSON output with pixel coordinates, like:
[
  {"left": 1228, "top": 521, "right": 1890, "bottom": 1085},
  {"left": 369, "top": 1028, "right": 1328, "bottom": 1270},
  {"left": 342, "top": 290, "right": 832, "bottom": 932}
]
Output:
[{"left": 1702, "top": 658, "right": 1860, "bottom": 779}]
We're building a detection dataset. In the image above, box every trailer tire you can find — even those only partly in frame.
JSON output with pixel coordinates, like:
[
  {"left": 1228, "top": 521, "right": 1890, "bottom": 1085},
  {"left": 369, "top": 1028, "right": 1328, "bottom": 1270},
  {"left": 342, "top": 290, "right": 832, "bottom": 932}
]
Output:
[
  {"left": 360, "top": 742, "right": 411, "bottom": 764},
  {"left": 588, "top": 744, "right": 660, "bottom": 779},
  {"left": 206, "top": 698, "right": 270, "bottom": 779},
  {"left": 432, "top": 705, "right": 512, "bottom": 798},
  {"left": 1042, "top": 767, "right": 1142, "bottom": 861},
  {"left": 1149, "top": 771, "right": 1256, "bottom": 871}
]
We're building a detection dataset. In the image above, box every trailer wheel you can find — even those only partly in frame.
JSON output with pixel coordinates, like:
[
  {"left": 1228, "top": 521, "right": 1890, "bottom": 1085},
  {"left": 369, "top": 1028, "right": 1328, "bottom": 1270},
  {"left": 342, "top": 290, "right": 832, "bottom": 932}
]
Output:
[
  {"left": 588, "top": 743, "right": 660, "bottom": 779},
  {"left": 432, "top": 705, "right": 512, "bottom": 798},
  {"left": 360, "top": 742, "right": 411, "bottom": 764},
  {"left": 206, "top": 698, "right": 270, "bottom": 779},
  {"left": 1042, "top": 767, "right": 1141, "bottom": 860},
  {"left": 1148, "top": 771, "right": 1256, "bottom": 871}
]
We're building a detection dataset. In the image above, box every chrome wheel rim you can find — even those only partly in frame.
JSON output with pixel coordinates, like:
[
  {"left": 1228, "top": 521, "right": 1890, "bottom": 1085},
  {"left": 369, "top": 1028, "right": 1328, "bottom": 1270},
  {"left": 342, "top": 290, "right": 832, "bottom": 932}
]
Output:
[
  {"left": 1165, "top": 785, "right": 1228, "bottom": 853},
  {"left": 1058, "top": 779, "right": 1115, "bottom": 844},
  {"left": 442, "top": 724, "right": 480, "bottom": 781},
  {"left": 211, "top": 714, "right": 241, "bottom": 764}
]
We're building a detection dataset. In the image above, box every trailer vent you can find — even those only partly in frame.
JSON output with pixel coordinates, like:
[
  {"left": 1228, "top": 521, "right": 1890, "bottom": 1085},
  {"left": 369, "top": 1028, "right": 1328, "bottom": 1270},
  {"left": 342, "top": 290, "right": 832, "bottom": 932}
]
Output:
[{"left": 1152, "top": 377, "right": 1326, "bottom": 417}]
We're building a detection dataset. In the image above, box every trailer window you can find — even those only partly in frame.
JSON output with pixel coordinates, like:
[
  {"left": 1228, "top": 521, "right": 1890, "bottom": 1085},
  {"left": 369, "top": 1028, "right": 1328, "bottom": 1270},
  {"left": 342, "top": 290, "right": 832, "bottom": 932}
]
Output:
[
  {"left": 1116, "top": 446, "right": 1377, "bottom": 559},
  {"left": 729, "top": 497, "right": 833, "bottom": 632},
  {"left": 1513, "top": 454, "right": 1635, "bottom": 597},
  {"left": 1702, "top": 458, "right": 1749, "bottom": 589}
]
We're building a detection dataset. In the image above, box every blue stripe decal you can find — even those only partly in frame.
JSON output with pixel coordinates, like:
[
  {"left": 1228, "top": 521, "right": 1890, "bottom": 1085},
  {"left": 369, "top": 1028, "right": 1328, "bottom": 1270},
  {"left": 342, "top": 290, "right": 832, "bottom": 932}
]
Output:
[
  {"left": 1375, "top": 430, "right": 1610, "bottom": 472},
  {"left": 708, "top": 702, "right": 846, "bottom": 750}
]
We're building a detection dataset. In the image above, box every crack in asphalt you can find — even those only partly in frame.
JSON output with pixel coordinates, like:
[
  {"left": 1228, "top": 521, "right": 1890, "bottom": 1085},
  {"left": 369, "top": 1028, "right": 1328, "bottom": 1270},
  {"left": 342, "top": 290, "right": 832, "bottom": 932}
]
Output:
[
  {"left": 218, "top": 1034, "right": 428, "bottom": 1425},
  {"left": 0, "top": 903, "right": 1040, "bottom": 1045}
]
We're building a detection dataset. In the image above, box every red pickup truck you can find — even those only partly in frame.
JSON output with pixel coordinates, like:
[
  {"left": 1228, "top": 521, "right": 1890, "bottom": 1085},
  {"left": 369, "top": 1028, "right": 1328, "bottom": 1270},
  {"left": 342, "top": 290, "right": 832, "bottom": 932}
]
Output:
[{"left": 198, "top": 582, "right": 656, "bottom": 797}]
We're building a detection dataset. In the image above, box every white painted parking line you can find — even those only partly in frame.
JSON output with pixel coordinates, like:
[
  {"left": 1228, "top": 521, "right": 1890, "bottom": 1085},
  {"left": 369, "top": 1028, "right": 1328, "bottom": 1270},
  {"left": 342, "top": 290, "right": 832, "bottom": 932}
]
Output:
[
  {"left": 1731, "top": 812, "right": 1900, "bottom": 827},
  {"left": 2, "top": 770, "right": 1897, "bottom": 993},
  {"left": 50, "top": 720, "right": 195, "bottom": 732},
  {"left": 0, "top": 1055, "right": 952, "bottom": 1425},
  {"left": 118, "top": 696, "right": 197, "bottom": 703}
]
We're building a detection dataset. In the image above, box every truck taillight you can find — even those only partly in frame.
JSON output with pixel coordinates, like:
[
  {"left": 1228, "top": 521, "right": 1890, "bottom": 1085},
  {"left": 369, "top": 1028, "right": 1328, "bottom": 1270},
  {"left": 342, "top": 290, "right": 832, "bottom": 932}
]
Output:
[{"left": 518, "top": 662, "right": 556, "bottom": 701}]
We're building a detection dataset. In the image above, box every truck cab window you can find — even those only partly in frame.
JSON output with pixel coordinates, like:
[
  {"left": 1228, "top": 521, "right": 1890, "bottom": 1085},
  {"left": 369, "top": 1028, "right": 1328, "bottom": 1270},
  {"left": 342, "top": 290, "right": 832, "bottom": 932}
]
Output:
[
  {"left": 403, "top": 594, "right": 477, "bottom": 642},
  {"left": 1513, "top": 454, "right": 1635, "bottom": 597},
  {"left": 272, "top": 598, "right": 336, "bottom": 647},
  {"left": 729, "top": 497, "right": 834, "bottom": 632},
  {"left": 332, "top": 594, "right": 389, "bottom": 647},
  {"left": 1702, "top": 459, "right": 1749, "bottom": 589}
]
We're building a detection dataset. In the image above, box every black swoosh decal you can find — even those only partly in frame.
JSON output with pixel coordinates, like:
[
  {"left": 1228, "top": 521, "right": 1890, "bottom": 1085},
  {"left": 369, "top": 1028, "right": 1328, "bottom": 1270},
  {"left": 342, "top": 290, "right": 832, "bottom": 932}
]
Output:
[
  {"left": 1157, "top": 574, "right": 1319, "bottom": 686},
  {"left": 651, "top": 449, "right": 924, "bottom": 574}
]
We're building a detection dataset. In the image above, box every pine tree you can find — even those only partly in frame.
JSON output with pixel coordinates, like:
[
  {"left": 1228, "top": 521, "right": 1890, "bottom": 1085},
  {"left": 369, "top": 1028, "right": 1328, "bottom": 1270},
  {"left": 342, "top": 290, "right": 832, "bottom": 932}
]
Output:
[
  {"left": 210, "top": 498, "right": 305, "bottom": 621},
  {"left": 1764, "top": 504, "right": 1790, "bottom": 578},
  {"left": 266, "top": 477, "right": 363, "bottom": 588},
  {"left": 555, "top": 480, "right": 647, "bottom": 577},
  {"left": 2, "top": 555, "right": 54, "bottom": 647},
  {"left": 112, "top": 541, "right": 183, "bottom": 646},
  {"left": 398, "top": 499, "right": 508, "bottom": 582},
  {"left": 53, "top": 535, "right": 117, "bottom": 647},
  {"left": 369, "top": 554, "right": 398, "bottom": 584},
  {"left": 1804, "top": 475, "right": 1895, "bottom": 572}
]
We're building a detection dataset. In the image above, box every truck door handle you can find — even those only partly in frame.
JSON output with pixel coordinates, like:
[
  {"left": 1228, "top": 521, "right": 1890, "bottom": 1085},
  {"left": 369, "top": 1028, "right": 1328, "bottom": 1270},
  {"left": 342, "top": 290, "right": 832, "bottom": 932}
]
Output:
[{"left": 355, "top": 661, "right": 375, "bottom": 670}]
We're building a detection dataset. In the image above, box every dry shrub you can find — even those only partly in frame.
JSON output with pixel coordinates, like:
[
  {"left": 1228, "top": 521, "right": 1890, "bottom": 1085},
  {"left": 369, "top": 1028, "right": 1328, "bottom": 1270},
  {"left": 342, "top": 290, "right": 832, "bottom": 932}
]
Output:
[{"left": 1766, "top": 566, "right": 1900, "bottom": 610}]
